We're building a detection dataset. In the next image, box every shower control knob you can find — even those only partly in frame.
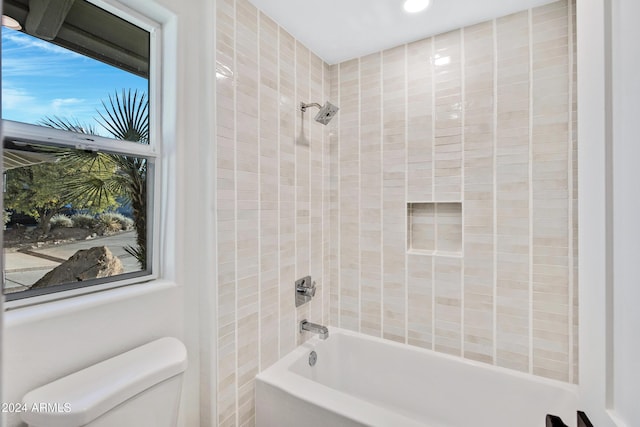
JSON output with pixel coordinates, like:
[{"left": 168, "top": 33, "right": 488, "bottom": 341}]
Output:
[
  {"left": 295, "top": 276, "right": 316, "bottom": 306},
  {"left": 296, "top": 279, "right": 316, "bottom": 297}
]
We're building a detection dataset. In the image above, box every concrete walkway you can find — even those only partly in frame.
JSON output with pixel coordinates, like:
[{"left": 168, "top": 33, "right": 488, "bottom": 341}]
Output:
[{"left": 4, "top": 231, "right": 139, "bottom": 293}]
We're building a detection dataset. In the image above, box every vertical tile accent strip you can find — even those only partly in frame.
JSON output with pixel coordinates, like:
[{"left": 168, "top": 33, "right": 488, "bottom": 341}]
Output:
[
  {"left": 492, "top": 18, "right": 498, "bottom": 365},
  {"left": 295, "top": 40, "right": 310, "bottom": 344},
  {"left": 434, "top": 256, "right": 463, "bottom": 356},
  {"left": 258, "top": 12, "right": 279, "bottom": 372},
  {"left": 216, "top": 0, "right": 237, "bottom": 424},
  {"left": 382, "top": 46, "right": 407, "bottom": 343},
  {"left": 235, "top": 1, "right": 260, "bottom": 424},
  {"left": 278, "top": 28, "right": 296, "bottom": 357},
  {"left": 404, "top": 44, "right": 409, "bottom": 344},
  {"left": 433, "top": 30, "right": 463, "bottom": 356},
  {"left": 323, "top": 61, "right": 332, "bottom": 327},
  {"left": 431, "top": 37, "right": 436, "bottom": 350},
  {"left": 407, "top": 38, "right": 434, "bottom": 348},
  {"left": 407, "top": 39, "right": 433, "bottom": 202},
  {"left": 380, "top": 52, "right": 385, "bottom": 338},
  {"left": 463, "top": 21, "right": 495, "bottom": 364},
  {"left": 570, "top": 0, "right": 579, "bottom": 384},
  {"left": 359, "top": 56, "right": 363, "bottom": 335},
  {"left": 460, "top": 28, "right": 466, "bottom": 357},
  {"left": 531, "top": 0, "right": 570, "bottom": 382},
  {"left": 566, "top": 0, "right": 574, "bottom": 383},
  {"left": 434, "top": 31, "right": 463, "bottom": 201},
  {"left": 495, "top": 10, "right": 531, "bottom": 373},
  {"left": 339, "top": 59, "right": 360, "bottom": 332},
  {"left": 360, "top": 52, "right": 383, "bottom": 337},
  {"left": 310, "top": 51, "right": 325, "bottom": 327},
  {"left": 329, "top": 63, "right": 340, "bottom": 327},
  {"left": 257, "top": 7, "right": 262, "bottom": 378}
]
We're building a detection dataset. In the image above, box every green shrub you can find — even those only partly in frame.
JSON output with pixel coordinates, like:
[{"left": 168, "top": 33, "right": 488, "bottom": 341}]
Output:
[
  {"left": 71, "top": 213, "right": 97, "bottom": 229},
  {"left": 3, "top": 210, "right": 11, "bottom": 228},
  {"left": 97, "top": 212, "right": 133, "bottom": 233},
  {"left": 96, "top": 213, "right": 121, "bottom": 234},
  {"left": 50, "top": 214, "right": 73, "bottom": 229},
  {"left": 117, "top": 215, "right": 134, "bottom": 231}
]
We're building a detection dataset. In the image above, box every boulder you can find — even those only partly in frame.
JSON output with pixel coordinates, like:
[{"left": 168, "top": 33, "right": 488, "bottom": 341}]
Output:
[{"left": 30, "top": 246, "right": 124, "bottom": 289}]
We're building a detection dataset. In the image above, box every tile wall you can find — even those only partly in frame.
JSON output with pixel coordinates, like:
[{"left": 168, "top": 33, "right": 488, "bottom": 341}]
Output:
[
  {"left": 330, "top": 0, "right": 578, "bottom": 383},
  {"left": 215, "top": 0, "right": 577, "bottom": 425},
  {"left": 215, "top": 0, "right": 331, "bottom": 425}
]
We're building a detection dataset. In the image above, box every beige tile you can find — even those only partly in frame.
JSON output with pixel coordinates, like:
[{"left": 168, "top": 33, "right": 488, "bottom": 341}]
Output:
[{"left": 217, "top": 1, "right": 576, "bottom": 421}]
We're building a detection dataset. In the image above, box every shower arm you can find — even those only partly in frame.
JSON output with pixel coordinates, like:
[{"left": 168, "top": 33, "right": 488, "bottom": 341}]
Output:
[{"left": 300, "top": 102, "right": 323, "bottom": 112}]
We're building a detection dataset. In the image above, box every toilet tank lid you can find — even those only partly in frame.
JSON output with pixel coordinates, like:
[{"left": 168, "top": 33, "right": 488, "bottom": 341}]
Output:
[{"left": 21, "top": 337, "right": 187, "bottom": 427}]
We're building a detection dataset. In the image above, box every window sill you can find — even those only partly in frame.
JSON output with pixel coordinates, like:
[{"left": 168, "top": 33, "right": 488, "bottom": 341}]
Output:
[{"left": 4, "top": 279, "right": 180, "bottom": 325}]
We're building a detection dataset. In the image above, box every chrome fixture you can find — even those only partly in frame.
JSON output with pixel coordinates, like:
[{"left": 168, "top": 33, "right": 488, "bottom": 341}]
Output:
[
  {"left": 299, "top": 319, "right": 329, "bottom": 340},
  {"left": 295, "top": 276, "right": 316, "bottom": 307},
  {"left": 300, "top": 101, "right": 339, "bottom": 125}
]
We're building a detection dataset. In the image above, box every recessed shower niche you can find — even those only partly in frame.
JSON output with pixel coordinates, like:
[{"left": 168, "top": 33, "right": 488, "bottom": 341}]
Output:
[{"left": 407, "top": 202, "right": 462, "bottom": 256}]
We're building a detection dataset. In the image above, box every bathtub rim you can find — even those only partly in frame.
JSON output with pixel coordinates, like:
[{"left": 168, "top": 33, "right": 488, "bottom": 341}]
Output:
[
  {"left": 256, "top": 328, "right": 578, "bottom": 426},
  {"left": 261, "top": 327, "right": 579, "bottom": 393}
]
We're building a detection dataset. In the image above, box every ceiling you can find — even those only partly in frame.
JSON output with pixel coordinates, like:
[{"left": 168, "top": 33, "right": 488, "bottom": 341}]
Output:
[{"left": 248, "top": 0, "right": 557, "bottom": 64}]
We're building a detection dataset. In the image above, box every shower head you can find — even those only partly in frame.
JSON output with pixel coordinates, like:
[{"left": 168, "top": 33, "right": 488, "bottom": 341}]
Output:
[{"left": 300, "top": 101, "right": 339, "bottom": 125}]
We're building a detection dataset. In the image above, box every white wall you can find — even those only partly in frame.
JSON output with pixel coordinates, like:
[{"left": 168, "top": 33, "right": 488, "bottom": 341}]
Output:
[
  {"left": 1, "top": 0, "right": 217, "bottom": 426},
  {"left": 3, "top": 284, "right": 183, "bottom": 427},
  {"left": 579, "top": 0, "right": 640, "bottom": 425},
  {"left": 611, "top": 0, "right": 640, "bottom": 424}
]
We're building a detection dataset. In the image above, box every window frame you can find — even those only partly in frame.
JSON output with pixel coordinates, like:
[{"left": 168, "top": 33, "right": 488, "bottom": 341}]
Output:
[{"left": 2, "top": 0, "right": 164, "bottom": 308}]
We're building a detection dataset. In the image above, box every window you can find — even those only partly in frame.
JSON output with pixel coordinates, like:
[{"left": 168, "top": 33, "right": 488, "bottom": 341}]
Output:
[{"left": 2, "top": 0, "right": 160, "bottom": 302}]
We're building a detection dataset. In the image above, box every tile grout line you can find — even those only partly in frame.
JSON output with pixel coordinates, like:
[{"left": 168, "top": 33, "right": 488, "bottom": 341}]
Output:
[
  {"left": 293, "top": 37, "right": 298, "bottom": 344},
  {"left": 567, "top": 0, "right": 575, "bottom": 384},
  {"left": 320, "top": 61, "right": 324, "bottom": 326},
  {"left": 337, "top": 63, "right": 342, "bottom": 329},
  {"left": 460, "top": 27, "right": 466, "bottom": 358},
  {"left": 232, "top": 0, "right": 239, "bottom": 423},
  {"left": 213, "top": 3, "right": 219, "bottom": 424},
  {"left": 492, "top": 18, "right": 498, "bottom": 366},
  {"left": 276, "top": 23, "right": 281, "bottom": 362},
  {"left": 257, "top": 8, "right": 262, "bottom": 375},
  {"left": 528, "top": 7, "right": 534, "bottom": 376},
  {"left": 325, "top": 62, "right": 329, "bottom": 326},
  {"left": 358, "top": 57, "right": 362, "bottom": 333},
  {"left": 302, "top": 49, "right": 312, "bottom": 324},
  {"left": 404, "top": 43, "right": 409, "bottom": 344},
  {"left": 379, "top": 51, "right": 384, "bottom": 339},
  {"left": 431, "top": 36, "right": 436, "bottom": 351},
  {"left": 307, "top": 47, "right": 311, "bottom": 327}
]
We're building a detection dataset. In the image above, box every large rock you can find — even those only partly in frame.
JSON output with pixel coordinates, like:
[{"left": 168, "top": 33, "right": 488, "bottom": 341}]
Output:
[{"left": 31, "top": 246, "right": 124, "bottom": 289}]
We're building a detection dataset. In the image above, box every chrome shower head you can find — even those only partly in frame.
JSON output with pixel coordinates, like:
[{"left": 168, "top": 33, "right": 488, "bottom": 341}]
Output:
[{"left": 300, "top": 101, "right": 339, "bottom": 125}]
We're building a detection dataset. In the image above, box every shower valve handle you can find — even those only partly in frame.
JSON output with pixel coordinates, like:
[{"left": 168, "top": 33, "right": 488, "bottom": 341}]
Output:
[
  {"left": 295, "top": 276, "right": 316, "bottom": 307},
  {"left": 296, "top": 280, "right": 316, "bottom": 297}
]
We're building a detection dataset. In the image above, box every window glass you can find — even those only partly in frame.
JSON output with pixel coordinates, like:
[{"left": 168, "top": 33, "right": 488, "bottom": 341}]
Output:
[{"left": 2, "top": 0, "right": 154, "bottom": 300}]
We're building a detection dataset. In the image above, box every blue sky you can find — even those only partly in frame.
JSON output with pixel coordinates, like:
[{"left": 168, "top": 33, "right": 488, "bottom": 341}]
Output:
[{"left": 2, "top": 27, "right": 148, "bottom": 135}]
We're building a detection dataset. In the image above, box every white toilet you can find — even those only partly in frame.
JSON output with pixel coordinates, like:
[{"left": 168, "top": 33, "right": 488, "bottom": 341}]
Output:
[{"left": 20, "top": 337, "right": 187, "bottom": 427}]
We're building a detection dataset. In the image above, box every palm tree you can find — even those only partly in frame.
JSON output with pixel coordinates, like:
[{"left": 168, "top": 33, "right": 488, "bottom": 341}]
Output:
[{"left": 41, "top": 89, "right": 149, "bottom": 269}]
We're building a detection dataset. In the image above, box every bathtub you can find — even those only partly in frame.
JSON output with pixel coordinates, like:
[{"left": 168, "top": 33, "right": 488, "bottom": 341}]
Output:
[{"left": 255, "top": 328, "right": 578, "bottom": 427}]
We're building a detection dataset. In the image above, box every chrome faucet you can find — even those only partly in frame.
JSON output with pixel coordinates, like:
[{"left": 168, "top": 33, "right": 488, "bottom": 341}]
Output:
[{"left": 299, "top": 319, "right": 329, "bottom": 340}]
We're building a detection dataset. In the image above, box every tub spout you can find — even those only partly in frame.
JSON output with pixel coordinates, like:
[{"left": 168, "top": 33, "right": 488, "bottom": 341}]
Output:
[{"left": 300, "top": 319, "right": 329, "bottom": 340}]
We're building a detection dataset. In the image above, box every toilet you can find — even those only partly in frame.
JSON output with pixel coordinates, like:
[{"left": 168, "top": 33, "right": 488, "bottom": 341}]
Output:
[{"left": 20, "top": 337, "right": 187, "bottom": 427}]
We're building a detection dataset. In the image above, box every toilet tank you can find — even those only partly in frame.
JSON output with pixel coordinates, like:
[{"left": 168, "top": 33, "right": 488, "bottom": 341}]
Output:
[{"left": 20, "top": 337, "right": 187, "bottom": 427}]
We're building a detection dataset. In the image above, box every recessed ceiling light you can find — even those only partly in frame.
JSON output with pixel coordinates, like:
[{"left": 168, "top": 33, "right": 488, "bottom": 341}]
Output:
[
  {"left": 403, "top": 0, "right": 431, "bottom": 14},
  {"left": 2, "top": 15, "right": 22, "bottom": 30}
]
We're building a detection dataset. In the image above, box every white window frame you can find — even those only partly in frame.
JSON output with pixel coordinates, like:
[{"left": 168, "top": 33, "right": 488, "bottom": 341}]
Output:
[{"left": 2, "top": 0, "right": 164, "bottom": 309}]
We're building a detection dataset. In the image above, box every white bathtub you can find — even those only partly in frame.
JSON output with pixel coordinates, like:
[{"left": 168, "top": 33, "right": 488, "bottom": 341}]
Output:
[{"left": 255, "top": 328, "right": 578, "bottom": 427}]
